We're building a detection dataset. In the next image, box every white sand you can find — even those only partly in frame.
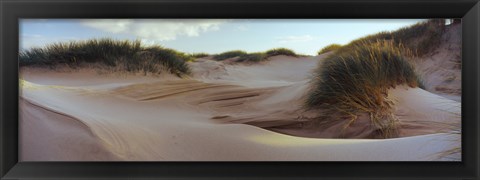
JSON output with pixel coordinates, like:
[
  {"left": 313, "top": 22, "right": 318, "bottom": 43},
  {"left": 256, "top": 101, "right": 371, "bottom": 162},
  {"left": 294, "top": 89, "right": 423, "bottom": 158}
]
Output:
[{"left": 19, "top": 55, "right": 461, "bottom": 161}]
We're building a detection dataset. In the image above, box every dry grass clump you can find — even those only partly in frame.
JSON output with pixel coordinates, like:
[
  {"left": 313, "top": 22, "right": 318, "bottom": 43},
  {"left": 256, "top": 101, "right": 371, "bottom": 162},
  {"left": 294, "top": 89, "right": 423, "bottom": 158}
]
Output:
[
  {"left": 306, "top": 40, "right": 424, "bottom": 138},
  {"left": 19, "top": 38, "right": 192, "bottom": 77},
  {"left": 346, "top": 19, "right": 446, "bottom": 56},
  {"left": 317, "top": 44, "right": 342, "bottom": 55}
]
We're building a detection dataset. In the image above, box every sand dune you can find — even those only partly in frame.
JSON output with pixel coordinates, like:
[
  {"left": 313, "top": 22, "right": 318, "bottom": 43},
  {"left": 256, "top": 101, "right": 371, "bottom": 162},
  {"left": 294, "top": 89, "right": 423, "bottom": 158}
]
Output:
[
  {"left": 414, "top": 23, "right": 462, "bottom": 102},
  {"left": 19, "top": 98, "right": 120, "bottom": 161},
  {"left": 191, "top": 55, "right": 322, "bottom": 87},
  {"left": 19, "top": 55, "right": 461, "bottom": 161}
]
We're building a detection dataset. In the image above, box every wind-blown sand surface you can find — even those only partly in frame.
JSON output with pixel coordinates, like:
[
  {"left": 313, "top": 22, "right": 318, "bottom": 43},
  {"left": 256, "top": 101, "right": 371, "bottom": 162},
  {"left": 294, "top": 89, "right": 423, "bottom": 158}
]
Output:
[{"left": 19, "top": 55, "right": 461, "bottom": 161}]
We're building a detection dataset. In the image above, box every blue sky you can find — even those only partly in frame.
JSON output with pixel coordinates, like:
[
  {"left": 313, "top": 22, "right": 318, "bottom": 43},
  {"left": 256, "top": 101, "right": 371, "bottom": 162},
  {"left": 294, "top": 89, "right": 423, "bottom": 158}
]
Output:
[{"left": 20, "top": 19, "right": 426, "bottom": 55}]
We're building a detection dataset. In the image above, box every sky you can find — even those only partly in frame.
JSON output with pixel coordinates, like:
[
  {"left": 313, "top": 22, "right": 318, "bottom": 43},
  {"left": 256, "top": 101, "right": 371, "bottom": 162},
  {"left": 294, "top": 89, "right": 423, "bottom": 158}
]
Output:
[{"left": 20, "top": 19, "right": 426, "bottom": 55}]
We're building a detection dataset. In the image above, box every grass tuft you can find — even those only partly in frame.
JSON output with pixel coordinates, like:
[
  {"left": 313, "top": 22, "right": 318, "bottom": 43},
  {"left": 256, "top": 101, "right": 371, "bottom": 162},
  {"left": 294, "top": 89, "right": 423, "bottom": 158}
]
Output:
[
  {"left": 306, "top": 40, "right": 424, "bottom": 138},
  {"left": 317, "top": 44, "right": 342, "bottom": 55},
  {"left": 237, "top": 52, "right": 267, "bottom": 62},
  {"left": 213, "top": 50, "right": 248, "bottom": 60},
  {"left": 189, "top": 52, "right": 210, "bottom": 59},
  {"left": 19, "top": 38, "right": 191, "bottom": 77},
  {"left": 213, "top": 48, "right": 298, "bottom": 62},
  {"left": 264, "top": 48, "right": 298, "bottom": 57}
]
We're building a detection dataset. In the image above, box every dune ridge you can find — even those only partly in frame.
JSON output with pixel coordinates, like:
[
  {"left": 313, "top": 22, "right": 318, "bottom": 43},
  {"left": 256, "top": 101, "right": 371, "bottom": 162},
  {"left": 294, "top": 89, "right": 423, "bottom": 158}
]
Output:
[
  {"left": 414, "top": 23, "right": 462, "bottom": 101},
  {"left": 20, "top": 98, "right": 120, "bottom": 161}
]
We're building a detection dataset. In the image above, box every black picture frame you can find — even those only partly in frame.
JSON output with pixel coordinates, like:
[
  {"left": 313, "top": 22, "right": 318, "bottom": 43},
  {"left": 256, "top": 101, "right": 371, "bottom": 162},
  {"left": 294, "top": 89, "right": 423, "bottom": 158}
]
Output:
[{"left": 1, "top": 0, "right": 479, "bottom": 179}]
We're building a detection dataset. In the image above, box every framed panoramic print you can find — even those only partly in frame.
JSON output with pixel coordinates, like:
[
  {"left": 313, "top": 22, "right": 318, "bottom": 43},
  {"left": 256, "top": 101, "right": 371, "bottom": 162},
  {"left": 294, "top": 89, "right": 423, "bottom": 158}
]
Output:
[{"left": 1, "top": 0, "right": 479, "bottom": 179}]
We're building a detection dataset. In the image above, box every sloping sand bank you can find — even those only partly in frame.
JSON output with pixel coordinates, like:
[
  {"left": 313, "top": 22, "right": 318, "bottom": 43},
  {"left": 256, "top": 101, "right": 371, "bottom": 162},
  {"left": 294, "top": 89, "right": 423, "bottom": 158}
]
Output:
[
  {"left": 19, "top": 55, "right": 460, "bottom": 161},
  {"left": 414, "top": 23, "right": 462, "bottom": 102}
]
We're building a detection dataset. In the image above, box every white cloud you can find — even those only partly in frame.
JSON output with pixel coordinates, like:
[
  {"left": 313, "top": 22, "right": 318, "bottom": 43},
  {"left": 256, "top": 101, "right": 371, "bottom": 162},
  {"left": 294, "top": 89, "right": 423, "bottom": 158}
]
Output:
[
  {"left": 82, "top": 19, "right": 133, "bottom": 33},
  {"left": 81, "top": 19, "right": 226, "bottom": 41},
  {"left": 235, "top": 25, "right": 249, "bottom": 31},
  {"left": 140, "top": 39, "right": 156, "bottom": 46},
  {"left": 20, "top": 34, "right": 79, "bottom": 50},
  {"left": 277, "top": 35, "right": 315, "bottom": 43}
]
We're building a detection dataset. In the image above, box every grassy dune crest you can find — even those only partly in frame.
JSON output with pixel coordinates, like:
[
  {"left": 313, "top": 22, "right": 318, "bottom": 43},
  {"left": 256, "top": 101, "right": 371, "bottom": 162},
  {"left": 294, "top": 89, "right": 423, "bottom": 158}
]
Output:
[
  {"left": 213, "top": 50, "right": 248, "bottom": 60},
  {"left": 236, "top": 52, "right": 267, "bottom": 62},
  {"left": 19, "top": 39, "right": 192, "bottom": 77},
  {"left": 188, "top": 52, "right": 210, "bottom": 59},
  {"left": 346, "top": 19, "right": 446, "bottom": 56},
  {"left": 306, "top": 40, "right": 423, "bottom": 138},
  {"left": 264, "top": 48, "right": 298, "bottom": 57},
  {"left": 317, "top": 44, "right": 342, "bottom": 55},
  {"left": 214, "top": 48, "right": 298, "bottom": 62}
]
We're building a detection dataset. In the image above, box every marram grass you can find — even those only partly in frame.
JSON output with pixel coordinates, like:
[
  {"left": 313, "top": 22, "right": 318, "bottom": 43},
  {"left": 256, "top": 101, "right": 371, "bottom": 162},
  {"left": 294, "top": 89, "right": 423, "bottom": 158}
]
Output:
[
  {"left": 346, "top": 19, "right": 446, "bottom": 56},
  {"left": 264, "top": 48, "right": 298, "bottom": 57},
  {"left": 188, "top": 52, "right": 210, "bottom": 59},
  {"left": 306, "top": 40, "right": 424, "bottom": 138},
  {"left": 237, "top": 52, "right": 267, "bottom": 62},
  {"left": 317, "top": 44, "right": 342, "bottom": 55},
  {"left": 214, "top": 48, "right": 298, "bottom": 62},
  {"left": 213, "top": 50, "right": 248, "bottom": 60},
  {"left": 19, "top": 38, "right": 192, "bottom": 77}
]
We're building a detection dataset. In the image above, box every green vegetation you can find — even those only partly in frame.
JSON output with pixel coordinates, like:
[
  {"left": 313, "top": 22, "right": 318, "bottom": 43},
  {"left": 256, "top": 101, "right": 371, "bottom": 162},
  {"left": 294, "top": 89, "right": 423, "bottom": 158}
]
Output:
[
  {"left": 213, "top": 48, "right": 298, "bottom": 63},
  {"left": 317, "top": 44, "right": 342, "bottom": 55},
  {"left": 306, "top": 40, "right": 424, "bottom": 138},
  {"left": 237, "top": 52, "right": 267, "bottom": 62},
  {"left": 19, "top": 38, "right": 192, "bottom": 77},
  {"left": 213, "top": 50, "right": 248, "bottom": 60},
  {"left": 264, "top": 48, "right": 298, "bottom": 57},
  {"left": 189, "top": 52, "right": 210, "bottom": 59},
  {"left": 345, "top": 19, "right": 446, "bottom": 56}
]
